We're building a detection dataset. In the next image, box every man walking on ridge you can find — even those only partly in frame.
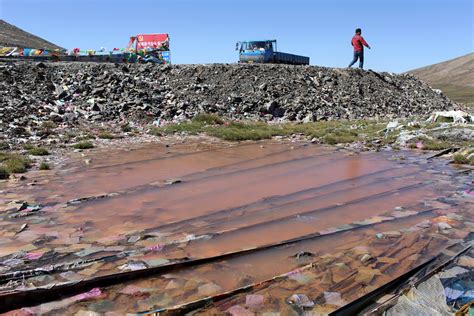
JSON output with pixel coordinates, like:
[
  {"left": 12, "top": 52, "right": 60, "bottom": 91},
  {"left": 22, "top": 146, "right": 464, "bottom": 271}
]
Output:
[{"left": 348, "top": 28, "right": 371, "bottom": 69}]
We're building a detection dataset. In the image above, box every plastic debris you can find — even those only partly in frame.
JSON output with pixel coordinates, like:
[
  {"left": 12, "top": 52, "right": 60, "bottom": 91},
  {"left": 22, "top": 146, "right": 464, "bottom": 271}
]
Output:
[
  {"left": 291, "top": 251, "right": 315, "bottom": 260},
  {"left": 427, "top": 110, "right": 474, "bottom": 124},
  {"left": 16, "top": 223, "right": 28, "bottom": 234},
  {"left": 437, "top": 222, "right": 452, "bottom": 230},
  {"left": 324, "top": 292, "right": 347, "bottom": 307},
  {"left": 289, "top": 272, "right": 314, "bottom": 284},
  {"left": 445, "top": 287, "right": 464, "bottom": 300},
  {"left": 226, "top": 305, "right": 254, "bottom": 316},
  {"left": 457, "top": 256, "right": 474, "bottom": 268},
  {"left": 287, "top": 293, "right": 314, "bottom": 308},
  {"left": 119, "top": 285, "right": 147, "bottom": 295},
  {"left": 146, "top": 244, "right": 164, "bottom": 252},
  {"left": 74, "top": 288, "right": 103, "bottom": 301},
  {"left": 245, "top": 294, "right": 264, "bottom": 308},
  {"left": 118, "top": 261, "right": 147, "bottom": 271},
  {"left": 198, "top": 282, "right": 222, "bottom": 296},
  {"left": 438, "top": 266, "right": 469, "bottom": 279},
  {"left": 25, "top": 252, "right": 43, "bottom": 260}
]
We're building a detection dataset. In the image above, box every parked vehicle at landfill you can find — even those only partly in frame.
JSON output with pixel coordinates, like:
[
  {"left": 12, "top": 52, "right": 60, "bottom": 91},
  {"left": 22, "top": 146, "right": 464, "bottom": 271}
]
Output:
[
  {"left": 0, "top": 33, "right": 171, "bottom": 64},
  {"left": 126, "top": 34, "right": 171, "bottom": 64},
  {"left": 236, "top": 40, "right": 309, "bottom": 65}
]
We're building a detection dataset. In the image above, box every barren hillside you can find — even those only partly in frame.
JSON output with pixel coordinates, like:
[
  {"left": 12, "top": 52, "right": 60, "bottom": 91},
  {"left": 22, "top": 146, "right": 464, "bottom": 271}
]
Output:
[
  {"left": 409, "top": 53, "right": 474, "bottom": 107},
  {"left": 0, "top": 19, "right": 63, "bottom": 50}
]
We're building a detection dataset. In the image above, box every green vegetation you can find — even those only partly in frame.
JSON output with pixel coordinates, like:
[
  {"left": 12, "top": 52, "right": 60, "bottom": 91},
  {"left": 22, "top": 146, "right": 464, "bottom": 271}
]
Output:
[
  {"left": 98, "top": 132, "right": 116, "bottom": 139},
  {"left": 0, "top": 167, "right": 9, "bottom": 179},
  {"left": 192, "top": 113, "right": 225, "bottom": 125},
  {"left": 37, "top": 121, "right": 58, "bottom": 136},
  {"left": 151, "top": 114, "right": 387, "bottom": 144},
  {"left": 41, "top": 121, "right": 58, "bottom": 129},
  {"left": 28, "top": 147, "right": 50, "bottom": 156},
  {"left": 151, "top": 113, "right": 225, "bottom": 136},
  {"left": 22, "top": 143, "right": 34, "bottom": 150},
  {"left": 121, "top": 123, "right": 132, "bottom": 133},
  {"left": 453, "top": 152, "right": 474, "bottom": 166},
  {"left": 0, "top": 142, "right": 9, "bottom": 150},
  {"left": 0, "top": 153, "right": 31, "bottom": 173},
  {"left": 453, "top": 154, "right": 469, "bottom": 165},
  {"left": 73, "top": 141, "right": 94, "bottom": 149},
  {"left": 407, "top": 136, "right": 451, "bottom": 151},
  {"left": 39, "top": 162, "right": 51, "bottom": 170}
]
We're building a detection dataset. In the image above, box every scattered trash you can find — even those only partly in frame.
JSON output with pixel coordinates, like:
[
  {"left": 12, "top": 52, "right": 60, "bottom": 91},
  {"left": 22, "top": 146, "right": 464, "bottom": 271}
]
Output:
[
  {"left": 324, "top": 292, "right": 347, "bottom": 307},
  {"left": 146, "top": 244, "right": 165, "bottom": 252},
  {"left": 25, "top": 252, "right": 43, "bottom": 260},
  {"left": 245, "top": 294, "right": 264, "bottom": 308},
  {"left": 445, "top": 287, "right": 464, "bottom": 300},
  {"left": 385, "top": 121, "right": 400, "bottom": 136},
  {"left": 427, "top": 110, "right": 474, "bottom": 124},
  {"left": 437, "top": 222, "right": 452, "bottom": 231},
  {"left": 291, "top": 251, "right": 315, "bottom": 260},
  {"left": 360, "top": 254, "right": 373, "bottom": 263},
  {"left": 289, "top": 272, "right": 314, "bottom": 284},
  {"left": 457, "top": 256, "right": 474, "bottom": 268},
  {"left": 165, "top": 178, "right": 182, "bottom": 185},
  {"left": 226, "top": 305, "right": 254, "bottom": 316},
  {"left": 16, "top": 223, "right": 28, "bottom": 234},
  {"left": 73, "top": 288, "right": 103, "bottom": 302},
  {"left": 198, "top": 282, "right": 222, "bottom": 296},
  {"left": 119, "top": 285, "right": 147, "bottom": 295},
  {"left": 127, "top": 235, "right": 141, "bottom": 243},
  {"left": 287, "top": 293, "right": 314, "bottom": 308},
  {"left": 118, "top": 261, "right": 147, "bottom": 271},
  {"left": 461, "top": 190, "right": 474, "bottom": 199},
  {"left": 438, "top": 266, "right": 469, "bottom": 279}
]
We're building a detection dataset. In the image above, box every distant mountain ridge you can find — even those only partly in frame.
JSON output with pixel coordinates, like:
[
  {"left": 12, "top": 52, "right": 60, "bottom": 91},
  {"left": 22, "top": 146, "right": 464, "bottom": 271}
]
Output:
[
  {"left": 0, "top": 19, "right": 63, "bottom": 50},
  {"left": 408, "top": 53, "right": 474, "bottom": 107}
]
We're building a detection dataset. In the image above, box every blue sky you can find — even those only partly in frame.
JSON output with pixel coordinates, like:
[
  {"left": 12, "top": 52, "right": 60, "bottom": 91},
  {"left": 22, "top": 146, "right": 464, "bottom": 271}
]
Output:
[{"left": 1, "top": 0, "right": 472, "bottom": 72}]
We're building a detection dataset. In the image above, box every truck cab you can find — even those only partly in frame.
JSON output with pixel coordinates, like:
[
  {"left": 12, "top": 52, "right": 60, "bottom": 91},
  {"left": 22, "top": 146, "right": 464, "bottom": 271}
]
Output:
[{"left": 236, "top": 40, "right": 276, "bottom": 63}]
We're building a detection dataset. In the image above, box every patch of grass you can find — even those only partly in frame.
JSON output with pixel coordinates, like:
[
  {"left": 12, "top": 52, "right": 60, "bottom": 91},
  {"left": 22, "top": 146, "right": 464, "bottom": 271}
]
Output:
[
  {"left": 408, "top": 136, "right": 451, "bottom": 151},
  {"left": 73, "top": 141, "right": 94, "bottom": 149},
  {"left": 0, "top": 142, "right": 9, "bottom": 150},
  {"left": 453, "top": 154, "right": 469, "bottom": 165},
  {"left": 76, "top": 135, "right": 96, "bottom": 141},
  {"left": 22, "top": 143, "right": 34, "bottom": 150},
  {"left": 151, "top": 113, "right": 225, "bottom": 136},
  {"left": 206, "top": 122, "right": 282, "bottom": 141},
  {"left": 28, "top": 147, "right": 50, "bottom": 156},
  {"left": 41, "top": 121, "right": 58, "bottom": 129},
  {"left": 37, "top": 121, "right": 58, "bottom": 136},
  {"left": 121, "top": 124, "right": 132, "bottom": 133},
  {"left": 151, "top": 117, "right": 391, "bottom": 144},
  {"left": 98, "top": 132, "right": 116, "bottom": 139},
  {"left": 0, "top": 166, "right": 9, "bottom": 179},
  {"left": 192, "top": 113, "right": 224, "bottom": 125},
  {"left": 151, "top": 121, "right": 207, "bottom": 136},
  {"left": 322, "top": 134, "right": 358, "bottom": 145},
  {"left": 39, "top": 162, "right": 51, "bottom": 170},
  {"left": 2, "top": 154, "right": 31, "bottom": 173}
]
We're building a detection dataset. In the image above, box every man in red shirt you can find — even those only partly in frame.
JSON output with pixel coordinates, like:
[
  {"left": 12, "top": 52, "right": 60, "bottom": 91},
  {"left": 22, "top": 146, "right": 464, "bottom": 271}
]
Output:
[{"left": 348, "top": 28, "right": 371, "bottom": 69}]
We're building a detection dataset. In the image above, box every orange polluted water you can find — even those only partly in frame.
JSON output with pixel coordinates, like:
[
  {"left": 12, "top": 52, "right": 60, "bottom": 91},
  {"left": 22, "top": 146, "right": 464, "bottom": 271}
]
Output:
[{"left": 0, "top": 140, "right": 471, "bottom": 315}]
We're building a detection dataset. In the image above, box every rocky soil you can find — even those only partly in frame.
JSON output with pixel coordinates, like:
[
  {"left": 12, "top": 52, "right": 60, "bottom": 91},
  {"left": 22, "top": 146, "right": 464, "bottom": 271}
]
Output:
[{"left": 0, "top": 61, "right": 463, "bottom": 139}]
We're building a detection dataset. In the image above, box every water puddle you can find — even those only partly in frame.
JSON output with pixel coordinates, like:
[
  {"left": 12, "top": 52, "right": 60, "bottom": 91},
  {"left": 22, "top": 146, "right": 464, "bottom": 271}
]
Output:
[{"left": 0, "top": 140, "right": 472, "bottom": 315}]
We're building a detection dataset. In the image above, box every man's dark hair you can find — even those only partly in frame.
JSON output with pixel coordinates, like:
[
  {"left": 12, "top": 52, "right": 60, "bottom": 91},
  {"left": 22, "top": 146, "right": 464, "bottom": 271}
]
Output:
[{"left": 355, "top": 28, "right": 362, "bottom": 34}]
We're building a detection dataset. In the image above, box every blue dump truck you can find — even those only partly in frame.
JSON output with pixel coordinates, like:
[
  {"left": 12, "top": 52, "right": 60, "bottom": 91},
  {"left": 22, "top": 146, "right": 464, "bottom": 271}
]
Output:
[{"left": 236, "top": 40, "right": 309, "bottom": 65}]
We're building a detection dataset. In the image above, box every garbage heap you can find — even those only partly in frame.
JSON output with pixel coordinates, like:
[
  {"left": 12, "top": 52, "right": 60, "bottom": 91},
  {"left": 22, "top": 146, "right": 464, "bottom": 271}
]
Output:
[{"left": 0, "top": 62, "right": 461, "bottom": 136}]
